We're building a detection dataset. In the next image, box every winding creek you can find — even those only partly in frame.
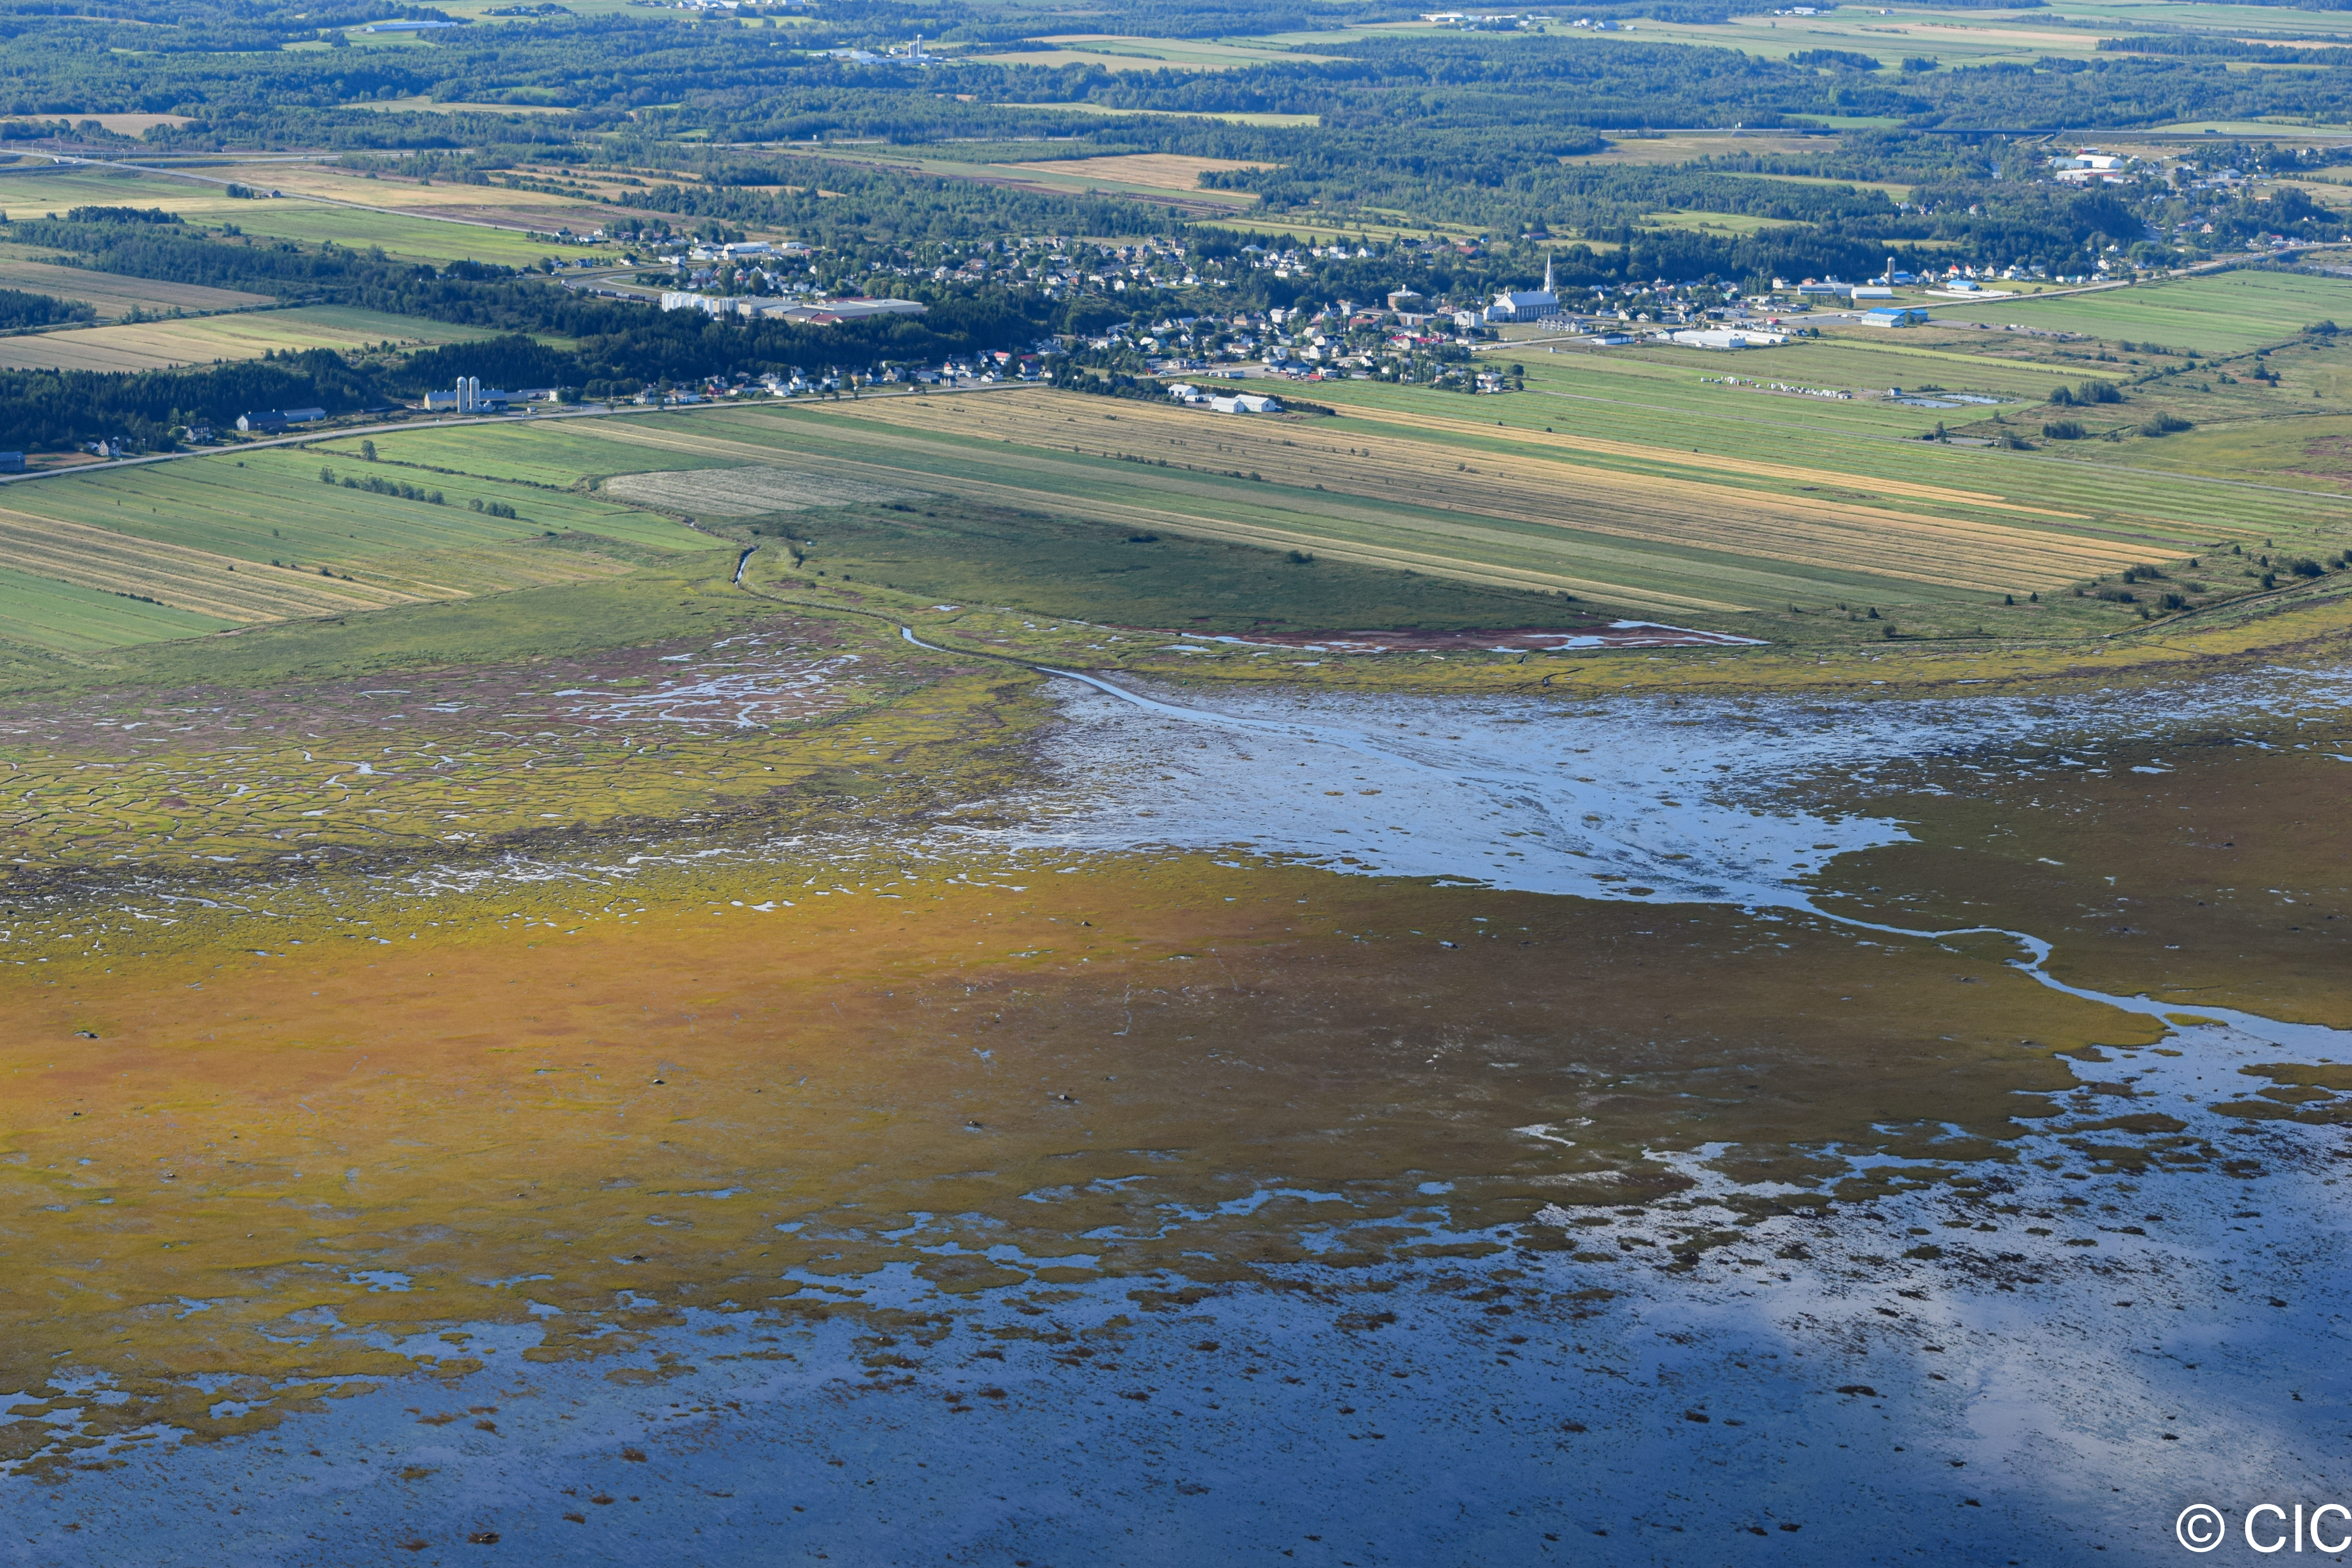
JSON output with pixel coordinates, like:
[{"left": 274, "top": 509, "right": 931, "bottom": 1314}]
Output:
[{"left": 11, "top": 644, "right": 2352, "bottom": 1561}]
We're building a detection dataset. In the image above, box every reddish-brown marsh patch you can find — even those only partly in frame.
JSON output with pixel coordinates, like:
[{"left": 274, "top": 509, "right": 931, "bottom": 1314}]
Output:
[{"left": 0, "top": 852, "right": 2158, "bottom": 1468}]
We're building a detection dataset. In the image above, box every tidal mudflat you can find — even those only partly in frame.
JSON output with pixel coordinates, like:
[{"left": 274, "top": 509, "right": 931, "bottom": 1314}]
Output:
[{"left": 4, "top": 620, "right": 2348, "bottom": 1563}]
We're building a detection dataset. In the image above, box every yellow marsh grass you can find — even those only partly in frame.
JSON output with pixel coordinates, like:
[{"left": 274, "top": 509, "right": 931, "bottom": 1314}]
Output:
[{"left": 833, "top": 392, "right": 2166, "bottom": 596}]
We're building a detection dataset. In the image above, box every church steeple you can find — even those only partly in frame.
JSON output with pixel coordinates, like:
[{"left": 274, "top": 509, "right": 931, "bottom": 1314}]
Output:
[{"left": 1543, "top": 252, "right": 1555, "bottom": 294}]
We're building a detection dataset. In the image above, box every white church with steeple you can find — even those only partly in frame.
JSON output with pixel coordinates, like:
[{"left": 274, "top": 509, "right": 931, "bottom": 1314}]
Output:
[{"left": 1486, "top": 252, "right": 1559, "bottom": 323}]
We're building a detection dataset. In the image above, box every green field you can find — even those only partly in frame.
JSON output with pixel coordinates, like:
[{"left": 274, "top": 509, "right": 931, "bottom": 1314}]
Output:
[
  {"left": 5, "top": 244, "right": 2349, "bottom": 661},
  {"left": 797, "top": 149, "right": 1257, "bottom": 211},
  {"left": 0, "top": 168, "right": 599, "bottom": 267},
  {"left": 1995, "top": 269, "right": 2352, "bottom": 356},
  {"left": 4, "top": 445, "right": 713, "bottom": 563},
  {"left": 1306, "top": 368, "right": 2348, "bottom": 545},
  {"left": 996, "top": 102, "right": 1322, "bottom": 129},
  {"left": 1535, "top": 0, "right": 2352, "bottom": 77},
  {"left": 963, "top": 33, "right": 1350, "bottom": 70},
  {"left": 0, "top": 562, "right": 231, "bottom": 650},
  {"left": 757, "top": 494, "right": 1597, "bottom": 633},
  {"left": 0, "top": 256, "right": 272, "bottom": 323},
  {"left": 387, "top": 390, "right": 2338, "bottom": 637},
  {"left": 0, "top": 438, "right": 722, "bottom": 650},
  {"left": 310, "top": 422, "right": 746, "bottom": 492}
]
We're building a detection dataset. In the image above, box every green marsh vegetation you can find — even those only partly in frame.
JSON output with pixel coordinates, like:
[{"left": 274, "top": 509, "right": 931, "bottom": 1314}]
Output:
[{"left": 744, "top": 493, "right": 1595, "bottom": 635}]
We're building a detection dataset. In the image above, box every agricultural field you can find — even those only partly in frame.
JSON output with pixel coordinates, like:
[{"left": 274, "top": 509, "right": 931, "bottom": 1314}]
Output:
[
  {"left": 0, "top": 559, "right": 231, "bottom": 650},
  {"left": 1470, "top": 270, "right": 2352, "bottom": 497},
  {"left": 5, "top": 250, "right": 2345, "bottom": 661},
  {"left": 1637, "top": 208, "right": 1815, "bottom": 238},
  {"left": 0, "top": 258, "right": 271, "bottom": 323},
  {"left": 994, "top": 102, "right": 1323, "bottom": 128},
  {"left": 227, "top": 385, "right": 2342, "bottom": 642},
  {"left": 1578, "top": 0, "right": 2352, "bottom": 76},
  {"left": 1000, "top": 153, "right": 1274, "bottom": 194},
  {"left": 342, "top": 96, "right": 579, "bottom": 115},
  {"left": 0, "top": 304, "right": 496, "bottom": 372},
  {"left": 1617, "top": 8, "right": 2117, "bottom": 71},
  {"left": 0, "top": 439, "right": 717, "bottom": 648},
  {"left": 1994, "top": 269, "right": 2352, "bottom": 356},
  {"left": 0, "top": 167, "right": 604, "bottom": 267},
  {"left": 799, "top": 148, "right": 1260, "bottom": 212},
  {"left": 219, "top": 159, "right": 615, "bottom": 234},
  {"left": 960, "top": 33, "right": 1353, "bottom": 70},
  {"left": 0, "top": 112, "right": 191, "bottom": 138},
  {"left": 1561, "top": 131, "right": 1864, "bottom": 169}
]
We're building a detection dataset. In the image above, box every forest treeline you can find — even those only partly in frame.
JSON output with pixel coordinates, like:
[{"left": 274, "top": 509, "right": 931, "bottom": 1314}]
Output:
[
  {"left": 0, "top": 285, "right": 92, "bottom": 330},
  {"left": 3, "top": 13, "right": 2352, "bottom": 142}
]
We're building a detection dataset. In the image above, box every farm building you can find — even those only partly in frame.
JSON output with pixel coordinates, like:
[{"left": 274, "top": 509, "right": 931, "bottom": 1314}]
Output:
[
  {"left": 0, "top": 452, "right": 22, "bottom": 473},
  {"left": 425, "top": 379, "right": 509, "bottom": 414},
  {"left": 1861, "top": 307, "right": 1931, "bottom": 328},
  {"left": 1211, "top": 393, "right": 1283, "bottom": 414},
  {"left": 235, "top": 408, "right": 324, "bottom": 433},
  {"left": 1670, "top": 328, "right": 1756, "bottom": 350}
]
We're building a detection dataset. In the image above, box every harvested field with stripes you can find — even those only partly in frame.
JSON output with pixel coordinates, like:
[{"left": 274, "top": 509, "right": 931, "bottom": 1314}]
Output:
[
  {"left": 0, "top": 305, "right": 494, "bottom": 374},
  {"left": 0, "top": 258, "right": 273, "bottom": 322},
  {"left": 7, "top": 377, "right": 2333, "bottom": 658},
  {"left": 0, "top": 504, "right": 420, "bottom": 622},
  {"left": 473, "top": 391, "right": 2336, "bottom": 634},
  {"left": 0, "top": 439, "right": 715, "bottom": 652},
  {"left": 834, "top": 391, "right": 2171, "bottom": 596}
]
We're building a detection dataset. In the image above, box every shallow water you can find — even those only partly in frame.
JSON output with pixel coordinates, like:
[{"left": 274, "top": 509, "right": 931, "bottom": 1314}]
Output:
[
  {"left": 11, "top": 1009, "right": 2343, "bottom": 1564},
  {"left": 995, "top": 667, "right": 2350, "bottom": 911},
  {"left": 11, "top": 658, "right": 2352, "bottom": 1561}
]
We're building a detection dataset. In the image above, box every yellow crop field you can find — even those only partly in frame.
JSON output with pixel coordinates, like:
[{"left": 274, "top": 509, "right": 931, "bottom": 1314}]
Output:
[
  {"left": 566, "top": 414, "right": 1708, "bottom": 608},
  {"left": 0, "top": 304, "right": 490, "bottom": 372},
  {"left": 1001, "top": 154, "right": 1274, "bottom": 192},
  {"left": 0, "top": 259, "right": 272, "bottom": 320},
  {"left": 315, "top": 541, "right": 635, "bottom": 599},
  {"left": 0, "top": 505, "right": 421, "bottom": 622},
  {"left": 833, "top": 391, "right": 2171, "bottom": 595}
]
